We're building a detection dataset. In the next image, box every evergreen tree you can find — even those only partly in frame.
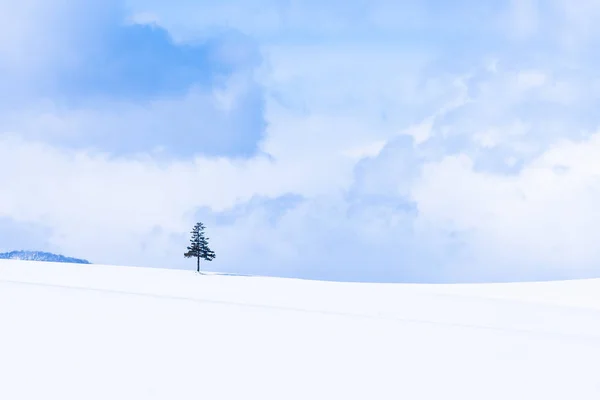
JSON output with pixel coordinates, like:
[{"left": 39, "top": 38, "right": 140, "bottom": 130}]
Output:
[{"left": 184, "top": 222, "right": 216, "bottom": 273}]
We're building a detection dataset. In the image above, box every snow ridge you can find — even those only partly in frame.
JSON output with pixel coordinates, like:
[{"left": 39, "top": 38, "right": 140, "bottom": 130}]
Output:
[{"left": 0, "top": 250, "right": 90, "bottom": 264}]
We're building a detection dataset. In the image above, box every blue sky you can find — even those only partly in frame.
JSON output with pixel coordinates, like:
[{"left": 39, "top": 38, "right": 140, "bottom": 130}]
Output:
[{"left": 2, "top": 0, "right": 600, "bottom": 282}]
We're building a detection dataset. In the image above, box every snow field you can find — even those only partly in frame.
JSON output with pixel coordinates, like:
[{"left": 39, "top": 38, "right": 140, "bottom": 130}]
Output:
[{"left": 2, "top": 260, "right": 600, "bottom": 399}]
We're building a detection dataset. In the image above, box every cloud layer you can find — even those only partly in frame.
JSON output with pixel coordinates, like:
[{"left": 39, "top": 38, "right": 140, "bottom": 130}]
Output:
[{"left": 2, "top": 0, "right": 600, "bottom": 282}]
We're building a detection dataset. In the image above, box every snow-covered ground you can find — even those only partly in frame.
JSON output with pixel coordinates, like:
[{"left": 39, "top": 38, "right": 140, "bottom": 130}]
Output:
[{"left": 2, "top": 259, "right": 600, "bottom": 399}]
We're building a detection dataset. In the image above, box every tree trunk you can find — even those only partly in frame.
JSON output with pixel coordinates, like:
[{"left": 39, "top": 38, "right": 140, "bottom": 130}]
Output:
[{"left": 197, "top": 256, "right": 200, "bottom": 273}]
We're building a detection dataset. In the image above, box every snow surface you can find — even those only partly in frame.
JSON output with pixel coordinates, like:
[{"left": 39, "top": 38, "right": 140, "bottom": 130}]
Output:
[{"left": 2, "top": 259, "right": 600, "bottom": 399}]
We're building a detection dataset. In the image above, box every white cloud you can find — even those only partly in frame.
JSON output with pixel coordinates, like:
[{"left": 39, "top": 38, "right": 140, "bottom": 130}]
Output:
[
  {"left": 341, "top": 140, "right": 387, "bottom": 159},
  {"left": 517, "top": 70, "right": 547, "bottom": 88},
  {"left": 0, "top": 134, "right": 270, "bottom": 264},
  {"left": 473, "top": 121, "right": 529, "bottom": 149},
  {"left": 413, "top": 132, "right": 600, "bottom": 276},
  {"left": 4, "top": 0, "right": 600, "bottom": 282},
  {"left": 404, "top": 118, "right": 435, "bottom": 145},
  {"left": 554, "top": 0, "right": 600, "bottom": 48},
  {"left": 507, "top": 0, "right": 540, "bottom": 39}
]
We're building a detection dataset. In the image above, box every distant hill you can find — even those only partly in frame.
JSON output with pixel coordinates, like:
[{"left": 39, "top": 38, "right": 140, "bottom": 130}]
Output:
[{"left": 0, "top": 250, "right": 91, "bottom": 264}]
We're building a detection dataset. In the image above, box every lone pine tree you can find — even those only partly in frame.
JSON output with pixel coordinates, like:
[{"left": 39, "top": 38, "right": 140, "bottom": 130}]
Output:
[{"left": 184, "top": 222, "right": 216, "bottom": 273}]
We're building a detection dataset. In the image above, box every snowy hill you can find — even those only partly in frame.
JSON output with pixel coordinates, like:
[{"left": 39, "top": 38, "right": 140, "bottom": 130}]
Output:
[
  {"left": 0, "top": 250, "right": 90, "bottom": 264},
  {"left": 2, "top": 259, "right": 600, "bottom": 399}
]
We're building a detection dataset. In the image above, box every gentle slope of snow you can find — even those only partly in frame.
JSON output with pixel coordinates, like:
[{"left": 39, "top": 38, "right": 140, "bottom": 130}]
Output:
[{"left": 2, "top": 259, "right": 600, "bottom": 399}]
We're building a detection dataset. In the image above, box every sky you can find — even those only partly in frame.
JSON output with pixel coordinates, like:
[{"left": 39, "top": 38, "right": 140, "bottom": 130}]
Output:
[{"left": 2, "top": 0, "right": 600, "bottom": 283}]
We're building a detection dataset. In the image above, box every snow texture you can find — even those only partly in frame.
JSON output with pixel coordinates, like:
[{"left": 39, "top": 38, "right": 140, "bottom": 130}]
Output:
[{"left": 1, "top": 259, "right": 600, "bottom": 399}]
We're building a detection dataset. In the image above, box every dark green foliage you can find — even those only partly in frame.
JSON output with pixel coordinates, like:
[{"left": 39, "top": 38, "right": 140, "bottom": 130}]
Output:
[{"left": 184, "top": 222, "right": 216, "bottom": 272}]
